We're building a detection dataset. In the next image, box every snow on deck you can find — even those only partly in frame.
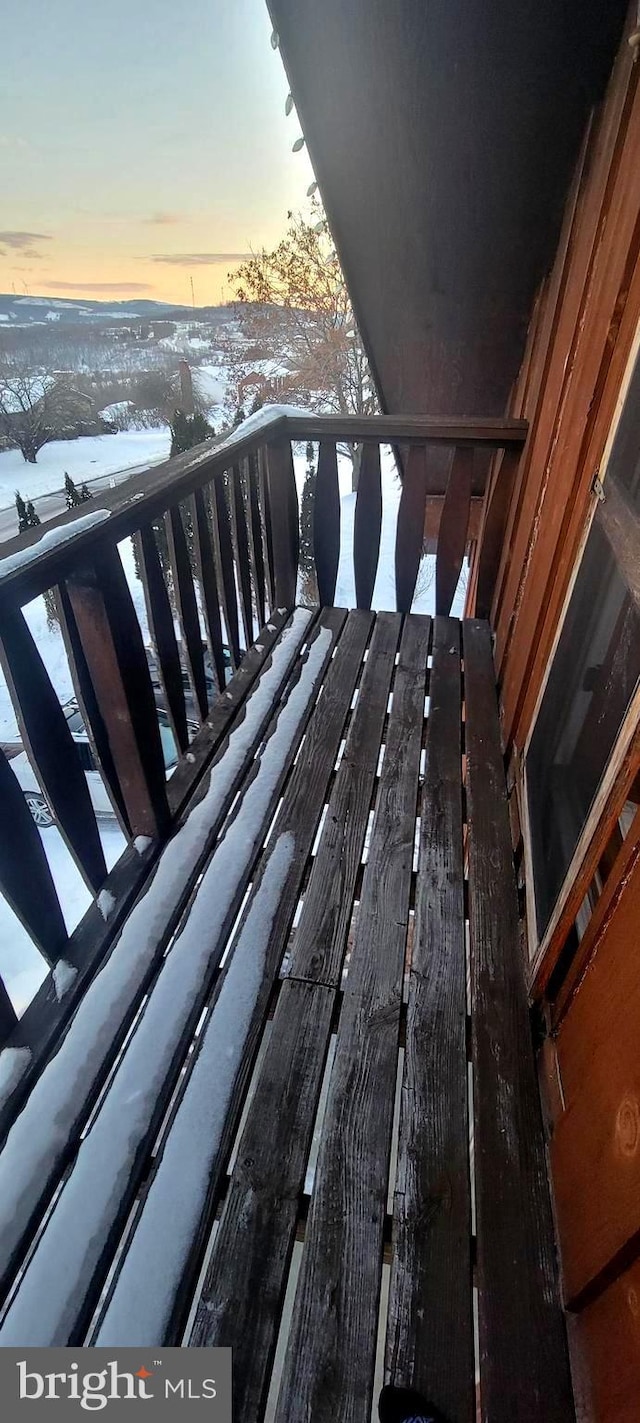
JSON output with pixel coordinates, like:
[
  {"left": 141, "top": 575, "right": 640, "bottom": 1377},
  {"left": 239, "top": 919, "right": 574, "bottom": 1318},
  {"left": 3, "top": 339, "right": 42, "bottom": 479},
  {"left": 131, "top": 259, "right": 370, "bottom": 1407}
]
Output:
[
  {"left": 96, "top": 831, "right": 295, "bottom": 1345},
  {"left": 0, "top": 611, "right": 312, "bottom": 1296},
  {"left": 0, "top": 625, "right": 331, "bottom": 1345}
]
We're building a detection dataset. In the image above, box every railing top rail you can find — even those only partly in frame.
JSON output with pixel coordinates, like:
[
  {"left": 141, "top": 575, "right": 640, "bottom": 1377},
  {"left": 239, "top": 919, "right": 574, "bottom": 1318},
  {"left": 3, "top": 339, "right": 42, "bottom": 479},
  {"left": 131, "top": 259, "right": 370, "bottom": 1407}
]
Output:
[
  {"left": 284, "top": 413, "right": 529, "bottom": 446},
  {"left": 0, "top": 410, "right": 289, "bottom": 609},
  {"left": 0, "top": 409, "right": 527, "bottom": 609}
]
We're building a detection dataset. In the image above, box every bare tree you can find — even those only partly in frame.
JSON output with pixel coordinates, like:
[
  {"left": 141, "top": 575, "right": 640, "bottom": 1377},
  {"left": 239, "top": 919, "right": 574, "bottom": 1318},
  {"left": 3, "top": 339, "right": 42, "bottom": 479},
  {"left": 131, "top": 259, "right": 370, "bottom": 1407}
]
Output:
[
  {"left": 0, "top": 360, "right": 87, "bottom": 463},
  {"left": 224, "top": 201, "right": 378, "bottom": 488}
]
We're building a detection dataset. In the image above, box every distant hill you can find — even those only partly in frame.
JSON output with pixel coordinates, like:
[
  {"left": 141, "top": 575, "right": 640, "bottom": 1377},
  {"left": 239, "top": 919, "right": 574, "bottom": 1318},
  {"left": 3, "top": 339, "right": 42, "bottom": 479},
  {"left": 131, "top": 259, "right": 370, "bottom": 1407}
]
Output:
[{"left": 0, "top": 294, "right": 231, "bottom": 327}]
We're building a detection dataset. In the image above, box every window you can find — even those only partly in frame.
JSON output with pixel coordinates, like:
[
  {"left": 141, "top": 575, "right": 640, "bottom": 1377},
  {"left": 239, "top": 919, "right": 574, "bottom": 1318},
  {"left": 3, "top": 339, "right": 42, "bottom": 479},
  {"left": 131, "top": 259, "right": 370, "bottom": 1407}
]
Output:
[{"left": 525, "top": 341, "right": 640, "bottom": 947}]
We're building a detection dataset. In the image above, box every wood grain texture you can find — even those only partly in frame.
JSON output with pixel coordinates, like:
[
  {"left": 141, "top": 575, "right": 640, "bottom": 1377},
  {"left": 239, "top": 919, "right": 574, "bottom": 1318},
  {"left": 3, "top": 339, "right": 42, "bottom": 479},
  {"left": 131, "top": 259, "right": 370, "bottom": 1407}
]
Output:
[
  {"left": 463, "top": 618, "right": 573, "bottom": 1421},
  {"left": 313, "top": 440, "right": 341, "bottom": 605},
  {"left": 211, "top": 475, "right": 241, "bottom": 668},
  {"left": 166, "top": 504, "right": 209, "bottom": 720},
  {"left": 286, "top": 612, "right": 399, "bottom": 985},
  {"left": 96, "top": 611, "right": 367, "bottom": 1345},
  {"left": 191, "top": 488, "right": 227, "bottom": 694},
  {"left": 386, "top": 616, "right": 474, "bottom": 1423},
  {"left": 137, "top": 522, "right": 189, "bottom": 752},
  {"left": 497, "top": 45, "right": 640, "bottom": 748},
  {"left": 0, "top": 604, "right": 107, "bottom": 893},
  {"left": 550, "top": 853, "right": 640, "bottom": 1307},
  {"left": 436, "top": 446, "right": 474, "bottom": 615},
  {"left": 65, "top": 546, "right": 170, "bottom": 840},
  {"left": 395, "top": 444, "right": 428, "bottom": 613},
  {"left": 0, "top": 745, "right": 67, "bottom": 965},
  {"left": 189, "top": 979, "right": 335, "bottom": 1417},
  {"left": 56, "top": 582, "right": 131, "bottom": 833},
  {"left": 286, "top": 414, "right": 528, "bottom": 448},
  {"left": 190, "top": 616, "right": 396, "bottom": 1409},
  {"left": 473, "top": 446, "right": 522, "bottom": 619},
  {"left": 353, "top": 441, "right": 382, "bottom": 610},
  {"left": 574, "top": 1256, "right": 640, "bottom": 1423},
  {"left": 267, "top": 440, "right": 299, "bottom": 611},
  {"left": 275, "top": 615, "right": 428, "bottom": 1423}
]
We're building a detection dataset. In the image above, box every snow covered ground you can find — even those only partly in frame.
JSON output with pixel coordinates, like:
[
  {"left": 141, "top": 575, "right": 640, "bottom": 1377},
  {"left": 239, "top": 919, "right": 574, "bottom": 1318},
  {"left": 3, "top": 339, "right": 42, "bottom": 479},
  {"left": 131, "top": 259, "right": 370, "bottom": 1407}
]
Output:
[
  {"left": 0, "top": 821, "right": 126, "bottom": 1018},
  {"left": 0, "top": 428, "right": 171, "bottom": 510}
]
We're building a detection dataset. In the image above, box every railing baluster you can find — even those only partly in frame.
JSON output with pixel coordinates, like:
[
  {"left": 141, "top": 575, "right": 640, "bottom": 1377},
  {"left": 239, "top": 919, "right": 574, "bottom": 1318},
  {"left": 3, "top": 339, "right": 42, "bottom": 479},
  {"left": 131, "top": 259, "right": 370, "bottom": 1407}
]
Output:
[
  {"left": 353, "top": 441, "right": 382, "bottom": 610},
  {"left": 314, "top": 440, "right": 341, "bottom": 606},
  {"left": 56, "top": 585, "right": 132, "bottom": 832},
  {"left": 0, "top": 975, "right": 17, "bottom": 1050},
  {"left": 0, "top": 607, "right": 107, "bottom": 892},
  {"left": 436, "top": 446, "right": 475, "bottom": 616},
  {"left": 245, "top": 453, "right": 266, "bottom": 627},
  {"left": 65, "top": 545, "right": 170, "bottom": 839},
  {"left": 136, "top": 523, "right": 189, "bottom": 753},
  {"left": 0, "top": 746, "right": 67, "bottom": 965},
  {"left": 229, "top": 464, "right": 254, "bottom": 647},
  {"left": 192, "top": 489, "right": 227, "bottom": 694},
  {"left": 395, "top": 444, "right": 429, "bottom": 613},
  {"left": 259, "top": 446, "right": 276, "bottom": 613},
  {"left": 211, "top": 475, "right": 242, "bottom": 669},
  {"left": 266, "top": 439, "right": 299, "bottom": 610},
  {"left": 166, "top": 505, "right": 209, "bottom": 722},
  {"left": 474, "top": 447, "right": 521, "bottom": 619}
]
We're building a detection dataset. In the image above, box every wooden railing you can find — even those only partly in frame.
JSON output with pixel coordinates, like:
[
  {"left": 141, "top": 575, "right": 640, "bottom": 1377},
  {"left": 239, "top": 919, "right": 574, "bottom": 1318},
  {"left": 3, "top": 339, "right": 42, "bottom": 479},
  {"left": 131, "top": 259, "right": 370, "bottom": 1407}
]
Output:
[{"left": 0, "top": 409, "right": 525, "bottom": 1063}]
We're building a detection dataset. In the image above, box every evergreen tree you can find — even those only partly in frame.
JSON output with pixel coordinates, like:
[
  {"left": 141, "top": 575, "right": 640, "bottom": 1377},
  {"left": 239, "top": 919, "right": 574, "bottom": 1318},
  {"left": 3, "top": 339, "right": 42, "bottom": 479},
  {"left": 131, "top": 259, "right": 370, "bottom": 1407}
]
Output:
[
  {"left": 169, "top": 409, "right": 213, "bottom": 458},
  {"left": 64, "top": 471, "right": 85, "bottom": 508},
  {"left": 15, "top": 492, "right": 57, "bottom": 626},
  {"left": 15, "top": 491, "right": 28, "bottom": 533},
  {"left": 15, "top": 491, "right": 41, "bottom": 533},
  {"left": 299, "top": 442, "right": 317, "bottom": 607},
  {"left": 233, "top": 405, "right": 246, "bottom": 428}
]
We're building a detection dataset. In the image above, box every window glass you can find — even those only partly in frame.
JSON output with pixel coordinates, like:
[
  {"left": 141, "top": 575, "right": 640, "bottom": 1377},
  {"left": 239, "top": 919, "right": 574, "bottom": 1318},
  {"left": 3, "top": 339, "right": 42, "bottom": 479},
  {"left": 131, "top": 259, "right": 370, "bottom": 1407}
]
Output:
[{"left": 526, "top": 345, "right": 640, "bottom": 941}]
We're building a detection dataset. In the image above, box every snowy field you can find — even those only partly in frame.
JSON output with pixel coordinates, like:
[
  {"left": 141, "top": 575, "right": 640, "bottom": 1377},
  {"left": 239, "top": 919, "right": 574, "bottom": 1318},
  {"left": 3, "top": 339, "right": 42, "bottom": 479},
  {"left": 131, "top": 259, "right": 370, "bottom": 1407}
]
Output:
[
  {"left": 0, "top": 428, "right": 171, "bottom": 510},
  {"left": 0, "top": 421, "right": 465, "bottom": 1017}
]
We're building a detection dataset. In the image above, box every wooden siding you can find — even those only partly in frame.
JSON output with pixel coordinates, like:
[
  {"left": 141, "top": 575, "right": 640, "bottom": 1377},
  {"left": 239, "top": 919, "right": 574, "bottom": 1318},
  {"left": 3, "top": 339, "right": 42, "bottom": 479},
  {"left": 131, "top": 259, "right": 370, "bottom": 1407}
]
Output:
[
  {"left": 480, "top": 15, "right": 640, "bottom": 753},
  {"left": 470, "top": 12, "right": 640, "bottom": 1415}
]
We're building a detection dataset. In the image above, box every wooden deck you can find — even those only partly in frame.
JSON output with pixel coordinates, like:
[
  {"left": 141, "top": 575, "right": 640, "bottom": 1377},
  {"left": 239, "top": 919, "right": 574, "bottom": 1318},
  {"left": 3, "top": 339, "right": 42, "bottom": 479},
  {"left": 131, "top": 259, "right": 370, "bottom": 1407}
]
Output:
[{"left": 0, "top": 610, "right": 572, "bottom": 1421}]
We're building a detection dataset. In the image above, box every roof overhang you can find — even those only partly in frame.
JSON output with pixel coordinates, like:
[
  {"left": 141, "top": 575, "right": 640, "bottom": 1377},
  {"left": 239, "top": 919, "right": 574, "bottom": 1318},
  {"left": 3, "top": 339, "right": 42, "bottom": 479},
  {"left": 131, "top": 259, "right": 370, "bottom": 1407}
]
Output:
[{"left": 268, "top": 0, "right": 628, "bottom": 419}]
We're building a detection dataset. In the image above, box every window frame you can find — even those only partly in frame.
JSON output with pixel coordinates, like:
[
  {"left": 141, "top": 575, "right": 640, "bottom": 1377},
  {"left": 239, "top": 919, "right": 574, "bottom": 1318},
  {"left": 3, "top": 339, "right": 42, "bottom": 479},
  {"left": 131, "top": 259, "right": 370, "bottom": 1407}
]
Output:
[{"left": 522, "top": 322, "right": 640, "bottom": 992}]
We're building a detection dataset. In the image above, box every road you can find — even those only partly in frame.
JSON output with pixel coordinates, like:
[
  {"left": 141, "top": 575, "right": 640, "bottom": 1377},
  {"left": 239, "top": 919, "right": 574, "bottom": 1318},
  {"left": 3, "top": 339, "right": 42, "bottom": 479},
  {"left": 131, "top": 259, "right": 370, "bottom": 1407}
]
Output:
[{"left": 0, "top": 459, "right": 158, "bottom": 545}]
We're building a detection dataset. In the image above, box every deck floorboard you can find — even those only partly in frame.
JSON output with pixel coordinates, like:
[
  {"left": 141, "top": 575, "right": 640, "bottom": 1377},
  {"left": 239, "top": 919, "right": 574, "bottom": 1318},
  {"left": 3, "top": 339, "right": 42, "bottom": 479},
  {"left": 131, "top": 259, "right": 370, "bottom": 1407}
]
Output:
[{"left": 0, "top": 611, "right": 573, "bottom": 1422}]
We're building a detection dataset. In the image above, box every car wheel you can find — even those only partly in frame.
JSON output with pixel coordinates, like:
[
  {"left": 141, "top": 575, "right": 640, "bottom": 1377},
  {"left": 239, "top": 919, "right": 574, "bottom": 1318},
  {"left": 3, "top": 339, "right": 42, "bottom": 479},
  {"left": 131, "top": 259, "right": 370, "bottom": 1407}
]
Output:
[{"left": 25, "top": 793, "right": 54, "bottom": 828}]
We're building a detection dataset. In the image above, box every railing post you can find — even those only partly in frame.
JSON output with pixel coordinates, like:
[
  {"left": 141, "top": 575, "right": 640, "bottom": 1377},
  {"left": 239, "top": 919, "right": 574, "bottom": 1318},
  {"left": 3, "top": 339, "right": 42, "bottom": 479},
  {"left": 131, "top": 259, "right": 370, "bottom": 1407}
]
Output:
[
  {"left": 266, "top": 440, "right": 299, "bottom": 609},
  {"left": 474, "top": 446, "right": 522, "bottom": 619},
  {"left": 64, "top": 546, "right": 170, "bottom": 840},
  {"left": 435, "top": 447, "right": 475, "bottom": 616},
  {"left": 395, "top": 444, "right": 428, "bottom": 613},
  {"left": 313, "top": 441, "right": 341, "bottom": 606}
]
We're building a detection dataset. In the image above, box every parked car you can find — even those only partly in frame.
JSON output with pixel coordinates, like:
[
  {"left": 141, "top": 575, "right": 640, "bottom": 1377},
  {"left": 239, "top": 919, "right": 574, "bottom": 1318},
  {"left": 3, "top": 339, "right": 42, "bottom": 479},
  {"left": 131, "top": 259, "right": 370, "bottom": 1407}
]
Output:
[
  {"left": 146, "top": 642, "right": 233, "bottom": 722},
  {"left": 13, "top": 699, "right": 195, "bottom": 828}
]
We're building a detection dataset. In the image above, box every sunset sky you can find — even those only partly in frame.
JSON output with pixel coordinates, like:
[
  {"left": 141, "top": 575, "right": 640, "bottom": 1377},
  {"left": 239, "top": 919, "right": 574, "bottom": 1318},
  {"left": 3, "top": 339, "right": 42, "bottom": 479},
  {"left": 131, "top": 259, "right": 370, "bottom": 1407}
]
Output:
[{"left": 0, "top": 0, "right": 315, "bottom": 305}]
